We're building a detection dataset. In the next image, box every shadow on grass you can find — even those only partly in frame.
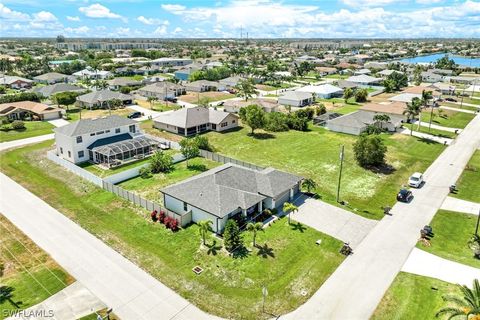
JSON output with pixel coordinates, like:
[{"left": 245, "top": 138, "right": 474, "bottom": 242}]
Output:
[
  {"left": 232, "top": 246, "right": 250, "bottom": 259},
  {"left": 0, "top": 286, "right": 22, "bottom": 309},
  {"left": 257, "top": 243, "right": 275, "bottom": 259},
  {"left": 291, "top": 222, "right": 307, "bottom": 233},
  {"left": 187, "top": 164, "right": 208, "bottom": 172},
  {"left": 206, "top": 240, "right": 222, "bottom": 256},
  {"left": 364, "top": 163, "right": 397, "bottom": 175},
  {"left": 416, "top": 137, "right": 439, "bottom": 145},
  {"left": 248, "top": 132, "right": 276, "bottom": 140}
]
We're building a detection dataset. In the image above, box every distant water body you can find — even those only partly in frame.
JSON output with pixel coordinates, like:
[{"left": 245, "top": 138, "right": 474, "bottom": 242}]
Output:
[{"left": 399, "top": 53, "right": 480, "bottom": 68}]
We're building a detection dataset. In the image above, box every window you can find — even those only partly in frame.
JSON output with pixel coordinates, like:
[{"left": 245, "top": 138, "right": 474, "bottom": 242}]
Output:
[
  {"left": 60, "top": 147, "right": 63, "bottom": 154},
  {"left": 211, "top": 124, "right": 216, "bottom": 130},
  {"left": 183, "top": 202, "right": 188, "bottom": 211},
  {"left": 78, "top": 151, "right": 84, "bottom": 158},
  {"left": 232, "top": 120, "right": 236, "bottom": 123},
  {"left": 221, "top": 122, "right": 228, "bottom": 128},
  {"left": 96, "top": 131, "right": 104, "bottom": 135},
  {"left": 129, "top": 125, "right": 136, "bottom": 133},
  {"left": 115, "top": 128, "right": 120, "bottom": 133},
  {"left": 90, "top": 133, "right": 95, "bottom": 136},
  {"left": 68, "top": 151, "right": 71, "bottom": 158},
  {"left": 76, "top": 136, "right": 83, "bottom": 143},
  {"left": 106, "top": 130, "right": 110, "bottom": 133}
]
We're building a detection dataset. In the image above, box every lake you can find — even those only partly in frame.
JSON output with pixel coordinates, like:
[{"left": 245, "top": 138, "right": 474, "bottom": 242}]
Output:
[{"left": 399, "top": 53, "right": 480, "bottom": 68}]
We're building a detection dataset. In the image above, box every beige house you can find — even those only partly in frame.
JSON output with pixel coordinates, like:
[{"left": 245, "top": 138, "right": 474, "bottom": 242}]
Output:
[
  {"left": 0, "top": 101, "right": 62, "bottom": 121},
  {"left": 153, "top": 107, "right": 239, "bottom": 136}
]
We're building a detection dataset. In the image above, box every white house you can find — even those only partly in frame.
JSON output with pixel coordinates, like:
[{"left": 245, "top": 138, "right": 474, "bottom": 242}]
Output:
[
  {"left": 161, "top": 163, "right": 303, "bottom": 233},
  {"left": 296, "top": 84, "right": 344, "bottom": 99},
  {"left": 278, "top": 91, "right": 313, "bottom": 107},
  {"left": 73, "top": 68, "right": 112, "bottom": 80},
  {"left": 54, "top": 115, "right": 157, "bottom": 165},
  {"left": 345, "top": 74, "right": 382, "bottom": 87}
]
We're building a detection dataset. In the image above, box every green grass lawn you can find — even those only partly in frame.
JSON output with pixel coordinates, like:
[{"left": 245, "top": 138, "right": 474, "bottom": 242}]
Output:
[
  {"left": 205, "top": 124, "right": 445, "bottom": 219},
  {"left": 403, "top": 124, "right": 457, "bottom": 139},
  {"left": 452, "top": 150, "right": 480, "bottom": 203},
  {"left": 0, "top": 141, "right": 345, "bottom": 319},
  {"left": 119, "top": 157, "right": 221, "bottom": 202},
  {"left": 333, "top": 103, "right": 362, "bottom": 115},
  {"left": 324, "top": 74, "right": 348, "bottom": 79},
  {"left": 441, "top": 102, "right": 478, "bottom": 112},
  {"left": 0, "top": 215, "right": 73, "bottom": 320},
  {"left": 417, "top": 210, "right": 480, "bottom": 268},
  {"left": 372, "top": 272, "right": 460, "bottom": 320},
  {"left": 0, "top": 121, "right": 54, "bottom": 143},
  {"left": 421, "top": 109, "right": 475, "bottom": 129},
  {"left": 77, "top": 309, "right": 120, "bottom": 320}
]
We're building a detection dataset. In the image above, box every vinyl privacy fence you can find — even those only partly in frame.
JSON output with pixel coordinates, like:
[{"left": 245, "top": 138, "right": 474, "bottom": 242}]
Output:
[{"left": 199, "top": 150, "right": 264, "bottom": 171}]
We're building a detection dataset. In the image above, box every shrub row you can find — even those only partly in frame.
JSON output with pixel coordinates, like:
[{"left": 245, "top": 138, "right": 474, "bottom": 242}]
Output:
[{"left": 150, "top": 210, "right": 179, "bottom": 231}]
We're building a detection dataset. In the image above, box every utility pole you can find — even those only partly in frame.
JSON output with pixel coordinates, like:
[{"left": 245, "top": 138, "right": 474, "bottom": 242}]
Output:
[
  {"left": 475, "top": 210, "right": 480, "bottom": 236},
  {"left": 428, "top": 101, "right": 435, "bottom": 132},
  {"left": 336, "top": 145, "right": 345, "bottom": 203},
  {"left": 262, "top": 286, "right": 268, "bottom": 313}
]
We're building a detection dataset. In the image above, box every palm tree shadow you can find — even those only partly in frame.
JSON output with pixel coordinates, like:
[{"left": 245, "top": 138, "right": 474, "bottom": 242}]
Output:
[
  {"left": 257, "top": 243, "right": 275, "bottom": 258},
  {"left": 0, "top": 286, "right": 22, "bottom": 309},
  {"left": 206, "top": 240, "right": 222, "bottom": 256},
  {"left": 291, "top": 222, "right": 307, "bottom": 233},
  {"left": 232, "top": 246, "right": 250, "bottom": 259}
]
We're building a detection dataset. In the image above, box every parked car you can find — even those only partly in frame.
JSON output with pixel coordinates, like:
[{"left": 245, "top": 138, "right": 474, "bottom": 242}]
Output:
[
  {"left": 164, "top": 97, "right": 178, "bottom": 103},
  {"left": 408, "top": 172, "right": 424, "bottom": 188},
  {"left": 217, "top": 101, "right": 225, "bottom": 106},
  {"left": 397, "top": 188, "right": 413, "bottom": 202},
  {"left": 445, "top": 97, "right": 457, "bottom": 102},
  {"left": 127, "top": 111, "right": 142, "bottom": 119}
]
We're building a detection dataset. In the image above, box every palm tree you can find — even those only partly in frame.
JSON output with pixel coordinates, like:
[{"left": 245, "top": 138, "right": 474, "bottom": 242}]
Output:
[
  {"left": 436, "top": 279, "right": 480, "bottom": 319},
  {"left": 235, "top": 79, "right": 258, "bottom": 101},
  {"left": 403, "top": 97, "right": 422, "bottom": 136},
  {"left": 283, "top": 202, "right": 298, "bottom": 225},
  {"left": 343, "top": 87, "right": 354, "bottom": 103},
  {"left": 373, "top": 114, "right": 391, "bottom": 130},
  {"left": 246, "top": 222, "right": 263, "bottom": 247},
  {"left": 198, "top": 220, "right": 213, "bottom": 245},
  {"left": 147, "top": 96, "right": 158, "bottom": 110},
  {"left": 420, "top": 90, "right": 433, "bottom": 130},
  {"left": 302, "top": 178, "right": 317, "bottom": 194}
]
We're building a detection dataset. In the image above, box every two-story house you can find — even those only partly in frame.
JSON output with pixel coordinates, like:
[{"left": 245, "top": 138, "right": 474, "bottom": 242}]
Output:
[{"left": 54, "top": 115, "right": 157, "bottom": 165}]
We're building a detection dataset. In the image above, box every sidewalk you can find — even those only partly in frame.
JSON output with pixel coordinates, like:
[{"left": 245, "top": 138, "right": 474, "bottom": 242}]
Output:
[
  {"left": 399, "top": 128, "right": 452, "bottom": 145},
  {"left": 441, "top": 196, "right": 480, "bottom": 215},
  {"left": 402, "top": 248, "right": 480, "bottom": 287},
  {"left": 440, "top": 105, "right": 477, "bottom": 114},
  {"left": 0, "top": 134, "right": 54, "bottom": 152},
  {"left": 7, "top": 282, "right": 105, "bottom": 320},
  {"left": 411, "top": 120, "right": 461, "bottom": 133}
]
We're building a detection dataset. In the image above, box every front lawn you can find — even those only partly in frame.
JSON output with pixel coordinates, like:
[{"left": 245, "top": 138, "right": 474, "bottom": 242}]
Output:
[
  {"left": 417, "top": 210, "right": 480, "bottom": 268},
  {"left": 421, "top": 109, "right": 475, "bottom": 129},
  {"left": 0, "top": 121, "right": 54, "bottom": 143},
  {"left": 0, "top": 141, "right": 345, "bottom": 319},
  {"left": 452, "top": 150, "right": 480, "bottom": 203},
  {"left": 372, "top": 272, "right": 460, "bottom": 320},
  {"left": 206, "top": 124, "right": 445, "bottom": 219},
  {"left": 119, "top": 157, "right": 221, "bottom": 202},
  {"left": 0, "top": 214, "right": 73, "bottom": 319},
  {"left": 179, "top": 91, "right": 235, "bottom": 104},
  {"left": 403, "top": 123, "right": 457, "bottom": 139}
]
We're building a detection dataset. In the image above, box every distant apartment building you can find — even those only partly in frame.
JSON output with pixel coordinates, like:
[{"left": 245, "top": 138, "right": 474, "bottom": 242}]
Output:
[{"left": 55, "top": 41, "right": 163, "bottom": 51}]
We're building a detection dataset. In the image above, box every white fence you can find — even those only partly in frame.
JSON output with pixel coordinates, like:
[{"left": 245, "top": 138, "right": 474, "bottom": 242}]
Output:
[
  {"left": 47, "top": 151, "right": 103, "bottom": 187},
  {"left": 199, "top": 150, "right": 264, "bottom": 171}
]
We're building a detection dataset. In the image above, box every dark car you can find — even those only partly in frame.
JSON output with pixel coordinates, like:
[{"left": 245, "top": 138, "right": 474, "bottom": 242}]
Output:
[
  {"left": 217, "top": 101, "right": 225, "bottom": 106},
  {"left": 397, "top": 188, "right": 413, "bottom": 203},
  {"left": 127, "top": 111, "right": 142, "bottom": 119},
  {"left": 164, "top": 97, "right": 178, "bottom": 103},
  {"left": 445, "top": 97, "right": 457, "bottom": 102}
]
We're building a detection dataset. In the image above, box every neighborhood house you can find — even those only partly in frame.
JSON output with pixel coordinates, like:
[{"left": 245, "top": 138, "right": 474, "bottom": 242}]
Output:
[
  {"left": 161, "top": 163, "right": 303, "bottom": 233},
  {"left": 0, "top": 101, "right": 62, "bottom": 121}
]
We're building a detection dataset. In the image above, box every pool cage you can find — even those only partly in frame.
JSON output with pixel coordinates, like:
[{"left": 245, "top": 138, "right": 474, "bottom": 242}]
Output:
[{"left": 89, "top": 136, "right": 158, "bottom": 167}]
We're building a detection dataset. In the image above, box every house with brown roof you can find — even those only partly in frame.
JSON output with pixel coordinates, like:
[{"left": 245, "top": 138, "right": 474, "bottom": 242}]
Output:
[{"left": 0, "top": 101, "right": 62, "bottom": 121}]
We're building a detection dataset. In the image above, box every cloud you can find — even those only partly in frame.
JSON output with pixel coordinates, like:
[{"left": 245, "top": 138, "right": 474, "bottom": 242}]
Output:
[
  {"left": 137, "top": 16, "right": 169, "bottom": 25},
  {"left": 154, "top": 25, "right": 168, "bottom": 36},
  {"left": 341, "top": 0, "right": 404, "bottom": 7},
  {"left": 161, "top": 4, "right": 187, "bottom": 13},
  {"left": 32, "top": 11, "right": 57, "bottom": 22},
  {"left": 79, "top": 3, "right": 122, "bottom": 19},
  {"left": 0, "top": 3, "right": 30, "bottom": 20},
  {"left": 67, "top": 16, "right": 81, "bottom": 21},
  {"left": 65, "top": 26, "right": 90, "bottom": 34},
  {"left": 173, "top": 27, "right": 183, "bottom": 33}
]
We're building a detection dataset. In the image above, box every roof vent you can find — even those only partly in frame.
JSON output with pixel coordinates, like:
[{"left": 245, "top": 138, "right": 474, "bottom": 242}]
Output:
[{"left": 199, "top": 192, "right": 203, "bottom": 197}]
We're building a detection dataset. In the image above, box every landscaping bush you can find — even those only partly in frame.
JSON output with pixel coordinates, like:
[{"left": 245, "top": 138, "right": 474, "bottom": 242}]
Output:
[
  {"left": 193, "top": 135, "right": 212, "bottom": 151},
  {"left": 287, "top": 113, "right": 309, "bottom": 131},
  {"left": 139, "top": 166, "right": 152, "bottom": 179},
  {"left": 159, "top": 211, "right": 166, "bottom": 224},
  {"left": 150, "top": 210, "right": 158, "bottom": 222},
  {"left": 314, "top": 104, "right": 326, "bottom": 116},
  {"left": 265, "top": 112, "right": 289, "bottom": 132},
  {"left": 0, "top": 92, "right": 41, "bottom": 104},
  {"left": 223, "top": 219, "right": 243, "bottom": 252},
  {"left": 353, "top": 134, "right": 387, "bottom": 167},
  {"left": 11, "top": 120, "right": 25, "bottom": 130},
  {"left": 296, "top": 108, "right": 315, "bottom": 120},
  {"left": 149, "top": 151, "right": 174, "bottom": 173}
]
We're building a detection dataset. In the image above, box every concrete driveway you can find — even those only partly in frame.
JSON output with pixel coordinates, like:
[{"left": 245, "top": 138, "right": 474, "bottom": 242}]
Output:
[{"left": 293, "top": 195, "right": 378, "bottom": 247}]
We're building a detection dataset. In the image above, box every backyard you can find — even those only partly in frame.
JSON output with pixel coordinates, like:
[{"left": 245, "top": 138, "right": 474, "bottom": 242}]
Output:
[
  {"left": 0, "top": 121, "right": 54, "bottom": 143},
  {"left": 0, "top": 214, "right": 73, "bottom": 320},
  {"left": 0, "top": 141, "right": 345, "bottom": 319},
  {"left": 372, "top": 272, "right": 460, "bottom": 320},
  {"left": 205, "top": 124, "right": 446, "bottom": 219},
  {"left": 417, "top": 210, "right": 480, "bottom": 268},
  {"left": 452, "top": 150, "right": 480, "bottom": 203},
  {"left": 178, "top": 91, "right": 235, "bottom": 104}
]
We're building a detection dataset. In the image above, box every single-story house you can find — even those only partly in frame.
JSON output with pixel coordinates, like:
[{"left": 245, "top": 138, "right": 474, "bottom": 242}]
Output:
[
  {"left": 153, "top": 107, "right": 239, "bottom": 136},
  {"left": 449, "top": 76, "right": 477, "bottom": 85},
  {"left": 223, "top": 98, "right": 280, "bottom": 114},
  {"left": 54, "top": 115, "right": 157, "bottom": 165},
  {"left": 278, "top": 91, "right": 314, "bottom": 107},
  {"left": 430, "top": 82, "right": 456, "bottom": 95},
  {"left": 327, "top": 110, "right": 403, "bottom": 135},
  {"left": 161, "top": 163, "right": 303, "bottom": 233},
  {"left": 185, "top": 80, "right": 222, "bottom": 92},
  {"left": 378, "top": 70, "right": 404, "bottom": 78},
  {"left": 315, "top": 67, "right": 337, "bottom": 76},
  {"left": 296, "top": 84, "right": 344, "bottom": 99},
  {"left": 136, "top": 82, "right": 186, "bottom": 100},
  {"left": 0, "top": 75, "right": 32, "bottom": 89},
  {"left": 364, "top": 62, "right": 388, "bottom": 70},
  {"left": 107, "top": 77, "right": 143, "bottom": 90},
  {"left": 0, "top": 101, "right": 62, "bottom": 121},
  {"left": 33, "top": 72, "right": 71, "bottom": 84},
  {"left": 34, "top": 83, "right": 85, "bottom": 97},
  {"left": 145, "top": 57, "right": 193, "bottom": 68},
  {"left": 421, "top": 71, "right": 444, "bottom": 83},
  {"left": 73, "top": 68, "right": 112, "bottom": 80},
  {"left": 337, "top": 80, "right": 359, "bottom": 89},
  {"left": 360, "top": 102, "right": 408, "bottom": 120},
  {"left": 218, "top": 76, "right": 246, "bottom": 89},
  {"left": 345, "top": 75, "right": 382, "bottom": 87},
  {"left": 76, "top": 90, "right": 133, "bottom": 109},
  {"left": 353, "top": 68, "right": 371, "bottom": 75},
  {"left": 402, "top": 86, "right": 442, "bottom": 98},
  {"left": 388, "top": 93, "right": 423, "bottom": 103}
]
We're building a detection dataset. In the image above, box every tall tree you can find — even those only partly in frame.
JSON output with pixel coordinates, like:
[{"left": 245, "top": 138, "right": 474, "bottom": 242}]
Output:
[
  {"left": 240, "top": 104, "right": 266, "bottom": 135},
  {"left": 353, "top": 134, "right": 387, "bottom": 167},
  {"left": 302, "top": 178, "right": 317, "bottom": 194},
  {"left": 283, "top": 202, "right": 298, "bottom": 225},
  {"left": 179, "top": 137, "right": 200, "bottom": 167},
  {"left": 403, "top": 97, "right": 422, "bottom": 136},
  {"left": 235, "top": 79, "right": 258, "bottom": 101},
  {"left": 147, "top": 96, "right": 158, "bottom": 109},
  {"left": 343, "top": 87, "right": 354, "bottom": 103},
  {"left": 223, "top": 220, "right": 243, "bottom": 252},
  {"left": 354, "top": 88, "right": 369, "bottom": 102},
  {"left": 198, "top": 220, "right": 213, "bottom": 246},
  {"left": 373, "top": 114, "right": 391, "bottom": 130},
  {"left": 246, "top": 222, "right": 263, "bottom": 247},
  {"left": 420, "top": 90, "right": 433, "bottom": 130}
]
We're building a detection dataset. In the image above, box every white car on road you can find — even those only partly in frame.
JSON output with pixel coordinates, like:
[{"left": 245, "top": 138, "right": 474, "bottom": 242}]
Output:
[{"left": 408, "top": 172, "right": 424, "bottom": 188}]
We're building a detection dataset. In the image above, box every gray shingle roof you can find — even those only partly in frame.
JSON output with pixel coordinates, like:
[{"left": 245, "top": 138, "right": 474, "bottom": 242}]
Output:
[
  {"left": 33, "top": 72, "right": 68, "bottom": 81},
  {"left": 54, "top": 115, "right": 137, "bottom": 137},
  {"left": 33, "top": 83, "right": 85, "bottom": 97},
  {"left": 77, "top": 90, "right": 132, "bottom": 104},
  {"left": 328, "top": 110, "right": 404, "bottom": 129},
  {"left": 161, "top": 163, "right": 302, "bottom": 217},
  {"left": 153, "top": 107, "right": 236, "bottom": 128}
]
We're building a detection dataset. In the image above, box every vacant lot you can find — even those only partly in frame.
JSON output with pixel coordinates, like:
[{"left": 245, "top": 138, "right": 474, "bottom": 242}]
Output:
[
  {"left": 372, "top": 272, "right": 460, "bottom": 320},
  {"left": 179, "top": 91, "right": 235, "bottom": 104},
  {"left": 119, "top": 157, "right": 220, "bottom": 202},
  {"left": 452, "top": 150, "right": 480, "bottom": 203},
  {"left": 0, "top": 121, "right": 54, "bottom": 143},
  {"left": 0, "top": 214, "right": 73, "bottom": 319},
  {"left": 206, "top": 124, "right": 445, "bottom": 219},
  {"left": 421, "top": 109, "right": 475, "bottom": 129},
  {"left": 66, "top": 107, "right": 132, "bottom": 122},
  {"left": 417, "top": 210, "right": 480, "bottom": 268},
  {"left": 0, "top": 141, "right": 345, "bottom": 319},
  {"left": 135, "top": 99, "right": 181, "bottom": 112},
  {"left": 403, "top": 123, "right": 457, "bottom": 139}
]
